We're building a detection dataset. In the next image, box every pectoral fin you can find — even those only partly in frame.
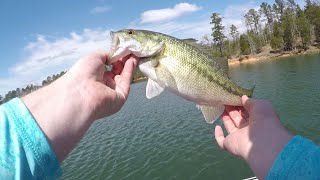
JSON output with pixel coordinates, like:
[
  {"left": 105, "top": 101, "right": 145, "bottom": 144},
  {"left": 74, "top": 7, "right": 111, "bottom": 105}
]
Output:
[
  {"left": 196, "top": 104, "right": 225, "bottom": 124},
  {"left": 146, "top": 79, "right": 164, "bottom": 99}
]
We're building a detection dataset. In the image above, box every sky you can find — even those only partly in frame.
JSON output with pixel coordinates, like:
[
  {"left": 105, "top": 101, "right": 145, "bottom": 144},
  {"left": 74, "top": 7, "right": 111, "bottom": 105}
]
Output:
[{"left": 0, "top": 0, "right": 305, "bottom": 96}]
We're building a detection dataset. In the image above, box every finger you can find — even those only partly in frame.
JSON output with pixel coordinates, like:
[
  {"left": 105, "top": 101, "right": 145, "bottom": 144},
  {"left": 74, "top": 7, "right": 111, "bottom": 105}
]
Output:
[
  {"left": 89, "top": 51, "right": 109, "bottom": 64},
  {"left": 214, "top": 126, "right": 225, "bottom": 150},
  {"left": 238, "top": 120, "right": 249, "bottom": 129},
  {"left": 120, "top": 56, "right": 137, "bottom": 82},
  {"left": 104, "top": 71, "right": 115, "bottom": 80},
  {"left": 114, "top": 56, "right": 136, "bottom": 98},
  {"left": 225, "top": 106, "right": 245, "bottom": 128},
  {"left": 221, "top": 111, "right": 238, "bottom": 134},
  {"left": 129, "top": 54, "right": 138, "bottom": 67},
  {"left": 242, "top": 95, "right": 253, "bottom": 113},
  {"left": 239, "top": 107, "right": 249, "bottom": 120},
  {"left": 104, "top": 72, "right": 116, "bottom": 89},
  {"left": 97, "top": 51, "right": 109, "bottom": 64}
]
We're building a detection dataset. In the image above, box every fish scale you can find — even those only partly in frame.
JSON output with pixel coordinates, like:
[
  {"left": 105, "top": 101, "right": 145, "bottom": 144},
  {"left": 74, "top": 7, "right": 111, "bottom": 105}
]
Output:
[
  {"left": 109, "top": 29, "right": 254, "bottom": 123},
  {"left": 160, "top": 34, "right": 251, "bottom": 100}
]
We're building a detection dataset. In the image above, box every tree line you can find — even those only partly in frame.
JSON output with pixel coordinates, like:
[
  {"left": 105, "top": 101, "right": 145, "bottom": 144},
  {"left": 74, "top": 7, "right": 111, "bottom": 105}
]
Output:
[
  {"left": 0, "top": 68, "right": 147, "bottom": 105},
  {"left": 2, "top": 0, "right": 320, "bottom": 104},
  {"left": 209, "top": 0, "right": 320, "bottom": 58},
  {"left": 0, "top": 71, "right": 65, "bottom": 105}
]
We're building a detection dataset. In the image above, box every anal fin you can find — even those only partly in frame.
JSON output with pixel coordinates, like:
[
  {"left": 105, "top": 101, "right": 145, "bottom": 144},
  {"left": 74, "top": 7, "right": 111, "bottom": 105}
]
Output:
[{"left": 196, "top": 104, "right": 225, "bottom": 124}]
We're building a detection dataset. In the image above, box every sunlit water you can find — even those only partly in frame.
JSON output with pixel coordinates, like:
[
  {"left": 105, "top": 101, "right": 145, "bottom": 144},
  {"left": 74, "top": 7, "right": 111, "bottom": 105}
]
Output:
[{"left": 61, "top": 54, "right": 320, "bottom": 179}]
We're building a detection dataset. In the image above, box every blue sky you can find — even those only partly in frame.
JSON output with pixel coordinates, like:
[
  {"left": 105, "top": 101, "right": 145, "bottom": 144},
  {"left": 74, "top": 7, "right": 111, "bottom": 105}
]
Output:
[{"left": 0, "top": 0, "right": 305, "bottom": 96}]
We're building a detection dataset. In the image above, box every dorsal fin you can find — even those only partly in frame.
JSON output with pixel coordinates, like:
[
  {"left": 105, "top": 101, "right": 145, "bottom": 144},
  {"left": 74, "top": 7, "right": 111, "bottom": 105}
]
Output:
[
  {"left": 182, "top": 38, "right": 198, "bottom": 44},
  {"left": 182, "top": 38, "right": 229, "bottom": 75},
  {"left": 182, "top": 38, "right": 213, "bottom": 57}
]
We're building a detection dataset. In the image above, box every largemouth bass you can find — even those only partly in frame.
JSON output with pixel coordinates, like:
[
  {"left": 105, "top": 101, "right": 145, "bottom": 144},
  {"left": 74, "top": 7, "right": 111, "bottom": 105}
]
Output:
[{"left": 109, "top": 29, "right": 254, "bottom": 124}]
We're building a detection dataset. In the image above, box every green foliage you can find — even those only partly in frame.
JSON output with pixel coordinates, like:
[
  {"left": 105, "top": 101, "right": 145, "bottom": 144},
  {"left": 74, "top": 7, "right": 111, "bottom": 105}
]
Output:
[
  {"left": 229, "top": 25, "right": 239, "bottom": 40},
  {"left": 305, "top": 3, "right": 320, "bottom": 43},
  {"left": 239, "top": 34, "right": 251, "bottom": 55},
  {"left": 210, "top": 13, "right": 226, "bottom": 57},
  {"left": 260, "top": 2, "right": 274, "bottom": 25},
  {"left": 282, "top": 11, "right": 295, "bottom": 50},
  {"left": 270, "top": 21, "right": 284, "bottom": 51},
  {"left": 245, "top": 9, "right": 261, "bottom": 34},
  {"left": 275, "top": 0, "right": 285, "bottom": 15},
  {"left": 211, "top": 0, "right": 320, "bottom": 55},
  {"left": 297, "top": 7, "right": 311, "bottom": 49},
  {"left": 229, "top": 24, "right": 240, "bottom": 56},
  {"left": 3, "top": 0, "right": 320, "bottom": 104},
  {"left": 271, "top": 36, "right": 284, "bottom": 51},
  {"left": 305, "top": 0, "right": 313, "bottom": 8},
  {"left": 249, "top": 31, "right": 264, "bottom": 53}
]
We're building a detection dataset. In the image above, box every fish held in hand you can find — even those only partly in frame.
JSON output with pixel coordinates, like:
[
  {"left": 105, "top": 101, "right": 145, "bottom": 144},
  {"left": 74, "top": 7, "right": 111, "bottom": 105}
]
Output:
[{"left": 109, "top": 29, "right": 254, "bottom": 124}]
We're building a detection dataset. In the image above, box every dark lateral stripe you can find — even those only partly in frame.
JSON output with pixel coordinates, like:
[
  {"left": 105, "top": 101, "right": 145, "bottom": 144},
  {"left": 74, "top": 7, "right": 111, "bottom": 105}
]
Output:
[
  {"left": 188, "top": 60, "right": 245, "bottom": 96},
  {"left": 164, "top": 39, "right": 251, "bottom": 96}
]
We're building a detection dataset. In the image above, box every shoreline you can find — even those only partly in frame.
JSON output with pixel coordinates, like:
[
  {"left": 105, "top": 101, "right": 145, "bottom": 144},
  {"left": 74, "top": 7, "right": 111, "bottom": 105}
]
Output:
[
  {"left": 228, "top": 47, "right": 320, "bottom": 66},
  {"left": 131, "top": 47, "right": 320, "bottom": 83}
]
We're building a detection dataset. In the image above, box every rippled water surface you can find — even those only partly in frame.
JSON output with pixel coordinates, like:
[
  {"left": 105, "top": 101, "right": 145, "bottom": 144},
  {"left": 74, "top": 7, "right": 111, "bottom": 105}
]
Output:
[{"left": 62, "top": 54, "right": 320, "bottom": 179}]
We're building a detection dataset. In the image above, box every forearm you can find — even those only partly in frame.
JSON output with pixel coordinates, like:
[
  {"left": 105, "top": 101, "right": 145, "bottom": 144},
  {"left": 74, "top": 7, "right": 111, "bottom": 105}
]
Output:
[
  {"left": 0, "top": 98, "right": 62, "bottom": 178},
  {"left": 21, "top": 75, "right": 93, "bottom": 163},
  {"left": 266, "top": 136, "right": 320, "bottom": 179}
]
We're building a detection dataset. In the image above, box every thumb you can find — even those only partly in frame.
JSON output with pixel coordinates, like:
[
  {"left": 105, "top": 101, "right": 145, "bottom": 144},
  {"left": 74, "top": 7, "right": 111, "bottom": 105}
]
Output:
[{"left": 242, "top": 95, "right": 253, "bottom": 113}]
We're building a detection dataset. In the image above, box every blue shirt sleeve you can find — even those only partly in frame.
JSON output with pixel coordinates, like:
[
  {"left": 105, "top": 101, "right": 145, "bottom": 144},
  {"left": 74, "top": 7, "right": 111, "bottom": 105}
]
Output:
[
  {"left": 267, "top": 135, "right": 320, "bottom": 179},
  {"left": 0, "top": 98, "right": 62, "bottom": 179}
]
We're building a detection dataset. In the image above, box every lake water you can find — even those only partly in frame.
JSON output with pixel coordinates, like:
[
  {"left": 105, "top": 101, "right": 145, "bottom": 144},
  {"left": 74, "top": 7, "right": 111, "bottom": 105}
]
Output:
[{"left": 61, "top": 54, "right": 320, "bottom": 179}]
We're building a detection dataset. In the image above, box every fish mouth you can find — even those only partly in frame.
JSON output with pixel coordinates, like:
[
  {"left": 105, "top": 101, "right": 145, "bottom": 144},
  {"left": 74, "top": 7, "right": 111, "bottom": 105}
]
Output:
[
  {"left": 108, "top": 31, "right": 134, "bottom": 65},
  {"left": 108, "top": 31, "right": 121, "bottom": 64},
  {"left": 108, "top": 31, "right": 163, "bottom": 65},
  {"left": 110, "top": 31, "right": 119, "bottom": 49}
]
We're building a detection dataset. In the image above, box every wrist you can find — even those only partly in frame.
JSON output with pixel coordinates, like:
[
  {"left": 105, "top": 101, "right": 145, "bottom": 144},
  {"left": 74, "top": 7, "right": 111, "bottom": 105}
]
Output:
[
  {"left": 244, "top": 126, "right": 293, "bottom": 178},
  {"left": 21, "top": 75, "right": 93, "bottom": 162}
]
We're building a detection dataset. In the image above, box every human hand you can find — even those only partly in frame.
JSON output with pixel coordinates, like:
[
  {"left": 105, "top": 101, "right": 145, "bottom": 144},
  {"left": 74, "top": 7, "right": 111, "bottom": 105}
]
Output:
[
  {"left": 22, "top": 52, "right": 138, "bottom": 162},
  {"left": 214, "top": 96, "right": 293, "bottom": 179},
  {"left": 65, "top": 52, "right": 138, "bottom": 121}
]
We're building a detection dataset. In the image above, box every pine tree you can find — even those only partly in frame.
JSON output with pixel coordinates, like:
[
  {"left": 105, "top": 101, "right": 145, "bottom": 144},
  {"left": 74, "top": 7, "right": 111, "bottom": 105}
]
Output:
[
  {"left": 297, "top": 7, "right": 311, "bottom": 49},
  {"left": 271, "top": 21, "right": 284, "bottom": 51},
  {"left": 229, "top": 24, "right": 240, "bottom": 55},
  {"left": 260, "top": 2, "right": 274, "bottom": 36},
  {"left": 275, "top": 0, "right": 285, "bottom": 15},
  {"left": 305, "top": 0, "right": 312, "bottom": 7},
  {"left": 245, "top": 9, "right": 261, "bottom": 34},
  {"left": 282, "top": 11, "right": 295, "bottom": 50},
  {"left": 305, "top": 3, "right": 320, "bottom": 43},
  {"left": 210, "top": 13, "right": 226, "bottom": 57}
]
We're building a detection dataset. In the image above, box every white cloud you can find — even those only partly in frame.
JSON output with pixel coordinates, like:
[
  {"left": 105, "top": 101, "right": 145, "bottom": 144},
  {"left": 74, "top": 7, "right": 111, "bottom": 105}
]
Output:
[
  {"left": 0, "top": 2, "right": 264, "bottom": 96},
  {"left": 0, "top": 29, "right": 111, "bottom": 96},
  {"left": 222, "top": 2, "right": 260, "bottom": 35},
  {"left": 90, "top": 5, "right": 111, "bottom": 14},
  {"left": 133, "top": 19, "right": 211, "bottom": 41},
  {"left": 141, "top": 3, "right": 201, "bottom": 24},
  {"left": 135, "top": 2, "right": 260, "bottom": 41}
]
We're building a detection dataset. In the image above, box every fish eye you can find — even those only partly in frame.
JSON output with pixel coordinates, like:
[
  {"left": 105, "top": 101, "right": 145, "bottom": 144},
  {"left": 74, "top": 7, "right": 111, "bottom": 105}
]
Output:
[{"left": 127, "top": 29, "right": 134, "bottom": 35}]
